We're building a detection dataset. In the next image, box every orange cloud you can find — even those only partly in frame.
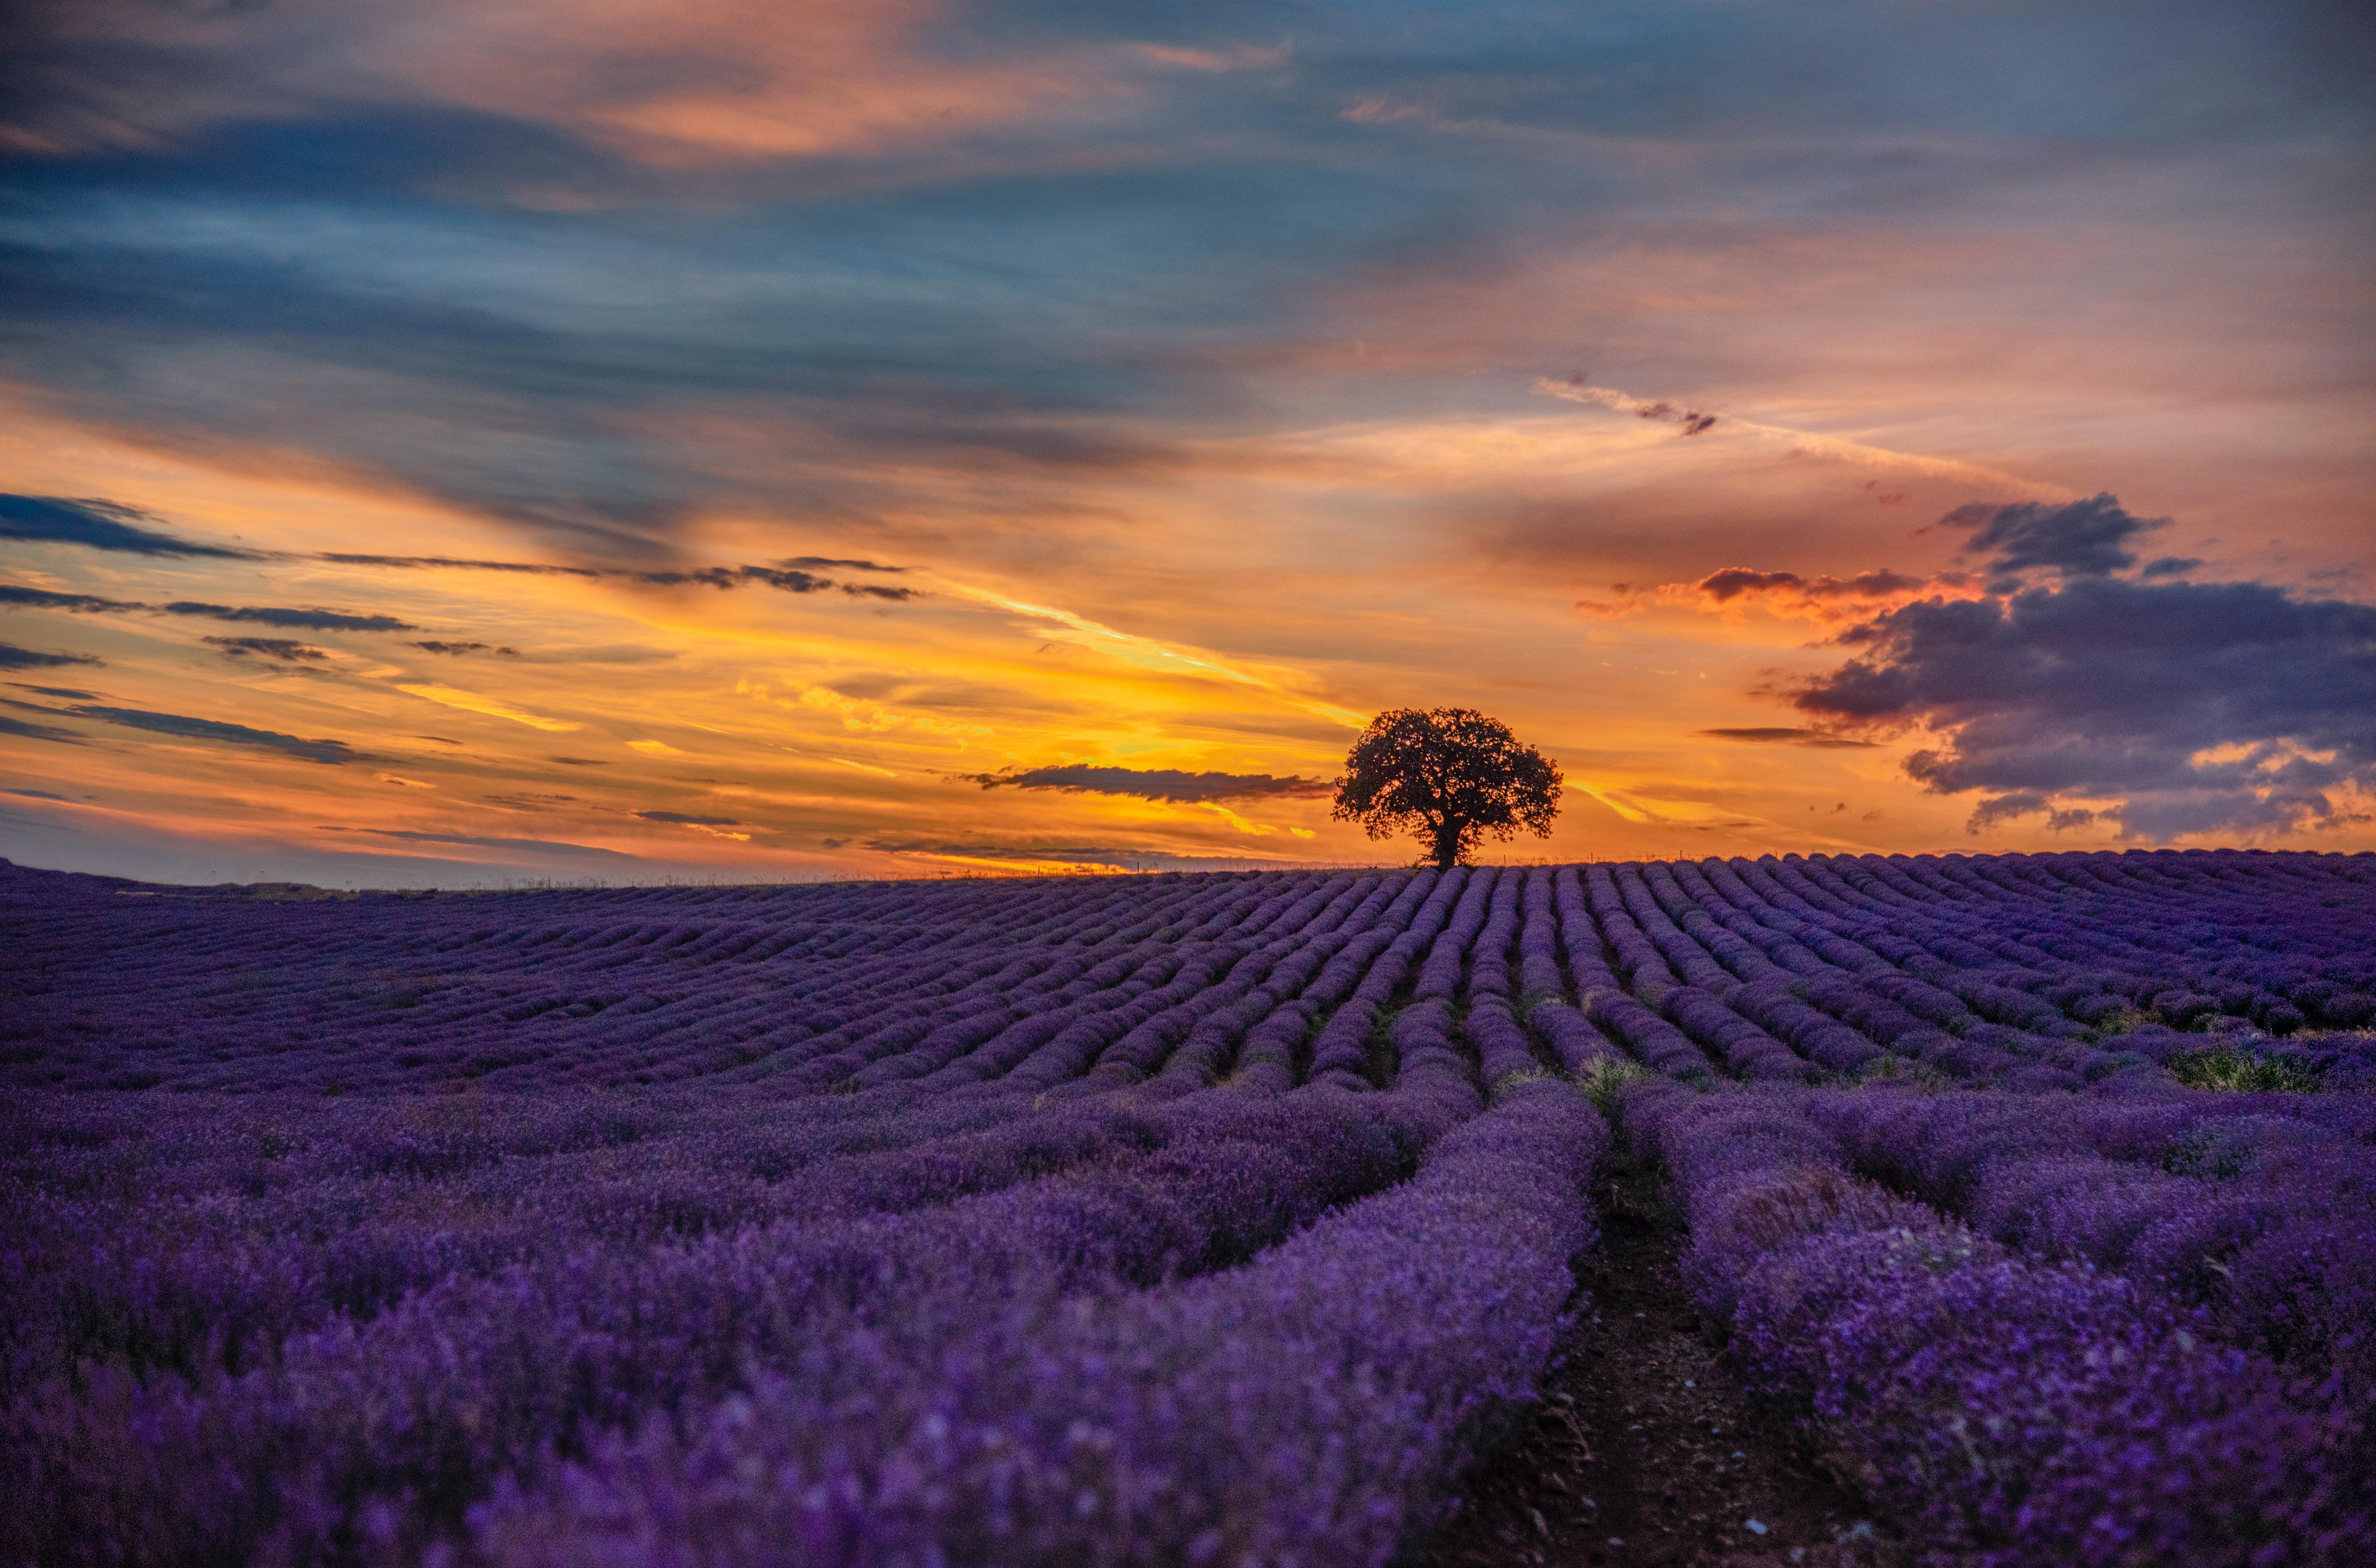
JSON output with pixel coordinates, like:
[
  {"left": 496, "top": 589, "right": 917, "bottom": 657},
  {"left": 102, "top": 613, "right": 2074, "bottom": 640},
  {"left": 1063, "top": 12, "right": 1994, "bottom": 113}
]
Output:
[
  {"left": 395, "top": 683, "right": 582, "bottom": 731},
  {"left": 8, "top": 0, "right": 1210, "bottom": 174},
  {"left": 421, "top": 0, "right": 1094, "bottom": 168}
]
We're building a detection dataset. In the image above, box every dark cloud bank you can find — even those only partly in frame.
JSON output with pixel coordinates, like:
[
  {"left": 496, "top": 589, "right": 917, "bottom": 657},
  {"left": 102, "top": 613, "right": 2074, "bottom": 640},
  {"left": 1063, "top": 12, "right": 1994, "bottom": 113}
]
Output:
[
  {"left": 324, "top": 554, "right": 917, "bottom": 600},
  {"left": 1778, "top": 495, "right": 2376, "bottom": 839},
  {"left": 2, "top": 0, "right": 2367, "bottom": 581},
  {"left": 1698, "top": 567, "right": 1946, "bottom": 603},
  {"left": 412, "top": 641, "right": 518, "bottom": 657},
  {"left": 1938, "top": 491, "right": 2206, "bottom": 587},
  {"left": 867, "top": 838, "right": 1314, "bottom": 872},
  {"left": 4, "top": 699, "right": 360, "bottom": 764},
  {"left": 207, "top": 636, "right": 326, "bottom": 662},
  {"left": 1700, "top": 727, "right": 1877, "bottom": 749},
  {"left": 970, "top": 765, "right": 1333, "bottom": 803},
  {"left": 0, "top": 494, "right": 263, "bottom": 559},
  {"left": 1, "top": 489, "right": 920, "bottom": 604},
  {"left": 0, "top": 713, "right": 86, "bottom": 744},
  {"left": 0, "top": 583, "right": 416, "bottom": 632},
  {"left": 0, "top": 640, "right": 100, "bottom": 670}
]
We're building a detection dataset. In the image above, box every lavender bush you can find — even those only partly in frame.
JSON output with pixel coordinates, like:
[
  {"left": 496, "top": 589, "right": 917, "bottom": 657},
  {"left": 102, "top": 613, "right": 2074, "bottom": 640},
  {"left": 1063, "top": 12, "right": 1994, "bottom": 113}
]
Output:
[
  {"left": 3, "top": 847, "right": 2370, "bottom": 1564},
  {"left": 1627, "top": 1083, "right": 2369, "bottom": 1566}
]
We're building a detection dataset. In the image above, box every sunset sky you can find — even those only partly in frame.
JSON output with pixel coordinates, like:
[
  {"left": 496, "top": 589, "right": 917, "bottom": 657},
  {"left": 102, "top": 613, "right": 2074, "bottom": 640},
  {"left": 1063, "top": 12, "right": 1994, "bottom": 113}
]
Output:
[{"left": 2, "top": 0, "right": 2371, "bottom": 886}]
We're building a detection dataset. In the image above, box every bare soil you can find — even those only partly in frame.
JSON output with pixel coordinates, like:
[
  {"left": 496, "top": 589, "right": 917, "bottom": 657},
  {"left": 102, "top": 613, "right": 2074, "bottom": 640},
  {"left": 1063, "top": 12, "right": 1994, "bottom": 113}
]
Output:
[{"left": 1418, "top": 1149, "right": 1904, "bottom": 1568}]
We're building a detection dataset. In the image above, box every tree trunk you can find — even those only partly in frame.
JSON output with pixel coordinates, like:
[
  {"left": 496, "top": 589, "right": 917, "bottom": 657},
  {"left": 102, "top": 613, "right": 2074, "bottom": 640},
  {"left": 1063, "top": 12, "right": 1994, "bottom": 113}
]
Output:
[{"left": 1431, "top": 818, "right": 1465, "bottom": 870}]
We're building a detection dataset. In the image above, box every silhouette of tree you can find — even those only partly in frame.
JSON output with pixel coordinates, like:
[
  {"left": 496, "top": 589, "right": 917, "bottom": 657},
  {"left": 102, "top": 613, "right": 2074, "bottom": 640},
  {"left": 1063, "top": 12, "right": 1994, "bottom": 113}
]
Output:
[{"left": 1331, "top": 707, "right": 1562, "bottom": 869}]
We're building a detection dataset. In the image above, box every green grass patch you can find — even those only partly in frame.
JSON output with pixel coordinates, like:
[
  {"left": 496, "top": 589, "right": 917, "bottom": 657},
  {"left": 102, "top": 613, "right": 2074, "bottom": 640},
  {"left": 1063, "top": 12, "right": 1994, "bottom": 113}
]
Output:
[
  {"left": 2166, "top": 1046, "right": 2320, "bottom": 1094},
  {"left": 1578, "top": 1058, "right": 1654, "bottom": 1113}
]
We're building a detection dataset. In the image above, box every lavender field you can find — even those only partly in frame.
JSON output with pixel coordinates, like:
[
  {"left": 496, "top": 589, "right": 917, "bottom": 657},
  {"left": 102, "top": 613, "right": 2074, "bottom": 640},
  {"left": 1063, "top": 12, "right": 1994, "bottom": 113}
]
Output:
[{"left": 4, "top": 849, "right": 2374, "bottom": 1567}]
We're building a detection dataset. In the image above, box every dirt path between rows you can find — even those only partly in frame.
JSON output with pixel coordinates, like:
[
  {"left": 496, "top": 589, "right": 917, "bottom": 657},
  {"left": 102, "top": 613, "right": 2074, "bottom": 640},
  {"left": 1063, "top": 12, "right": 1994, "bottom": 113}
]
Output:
[{"left": 1419, "top": 1148, "right": 1903, "bottom": 1568}]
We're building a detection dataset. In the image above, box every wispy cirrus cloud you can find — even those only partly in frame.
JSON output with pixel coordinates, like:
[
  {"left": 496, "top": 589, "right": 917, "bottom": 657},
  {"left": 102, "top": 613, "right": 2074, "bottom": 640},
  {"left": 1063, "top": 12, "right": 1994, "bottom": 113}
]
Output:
[
  {"left": 636, "top": 809, "right": 750, "bottom": 840},
  {"left": 1536, "top": 381, "right": 1721, "bottom": 436},
  {"left": 394, "top": 683, "right": 580, "bottom": 732},
  {"left": 1533, "top": 378, "right": 2052, "bottom": 491},
  {"left": 865, "top": 837, "right": 1312, "bottom": 873},
  {"left": 327, "top": 827, "right": 638, "bottom": 858},
  {"left": 0, "top": 0, "right": 1136, "bottom": 167}
]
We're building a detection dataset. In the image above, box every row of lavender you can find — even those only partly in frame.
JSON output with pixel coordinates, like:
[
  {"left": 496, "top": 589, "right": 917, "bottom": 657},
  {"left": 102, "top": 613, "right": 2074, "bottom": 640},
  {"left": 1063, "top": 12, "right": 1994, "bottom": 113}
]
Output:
[
  {"left": 2, "top": 867, "right": 1506, "bottom": 1401},
  {"left": 12, "top": 1069, "right": 2365, "bottom": 1568},
  {"left": 8, "top": 849, "right": 2372, "bottom": 1412},
  {"left": 4, "top": 859, "right": 1614, "bottom": 1563},
  {"left": 7, "top": 1041, "right": 1606, "bottom": 1564},
  {"left": 1592, "top": 854, "right": 2376, "bottom": 1562},
  {"left": 5, "top": 851, "right": 2372, "bottom": 1564},
  {"left": 1569, "top": 849, "right": 2376, "bottom": 1092},
  {"left": 3, "top": 861, "right": 1347, "bottom": 1093},
  {"left": 11, "top": 850, "right": 2374, "bottom": 1103},
  {"left": 1631, "top": 1078, "right": 2374, "bottom": 1564}
]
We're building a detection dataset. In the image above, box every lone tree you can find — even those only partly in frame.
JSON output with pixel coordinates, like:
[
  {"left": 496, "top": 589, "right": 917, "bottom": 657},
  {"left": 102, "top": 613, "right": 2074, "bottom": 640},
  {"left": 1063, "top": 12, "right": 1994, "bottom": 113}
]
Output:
[{"left": 1331, "top": 707, "right": 1562, "bottom": 870}]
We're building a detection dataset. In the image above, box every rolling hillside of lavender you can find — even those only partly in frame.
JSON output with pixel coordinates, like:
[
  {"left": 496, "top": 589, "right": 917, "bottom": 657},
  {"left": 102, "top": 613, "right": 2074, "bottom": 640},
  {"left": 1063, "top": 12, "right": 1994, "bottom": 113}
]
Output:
[{"left": 4, "top": 848, "right": 2372, "bottom": 1568}]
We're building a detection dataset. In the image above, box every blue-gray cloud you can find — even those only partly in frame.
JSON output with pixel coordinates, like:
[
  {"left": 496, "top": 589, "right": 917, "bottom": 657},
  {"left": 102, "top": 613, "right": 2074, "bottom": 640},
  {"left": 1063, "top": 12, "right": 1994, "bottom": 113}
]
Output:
[
  {"left": 0, "top": 586, "right": 130, "bottom": 615},
  {"left": 0, "top": 489, "right": 924, "bottom": 600},
  {"left": 0, "top": 492, "right": 262, "bottom": 558},
  {"left": 0, "top": 582, "right": 417, "bottom": 631},
  {"left": 317, "top": 554, "right": 918, "bottom": 599},
  {"left": 1793, "top": 573, "right": 2376, "bottom": 840},
  {"left": 205, "top": 636, "right": 327, "bottom": 661},
  {"left": 5, "top": 0, "right": 2352, "bottom": 565},
  {"left": 165, "top": 600, "right": 412, "bottom": 632},
  {"left": 0, "top": 713, "right": 85, "bottom": 744},
  {"left": 0, "top": 639, "right": 100, "bottom": 670},
  {"left": 1940, "top": 493, "right": 2170, "bottom": 581},
  {"left": 782, "top": 557, "right": 905, "bottom": 573},
  {"left": 316, "top": 554, "right": 603, "bottom": 577},
  {"left": 61, "top": 705, "right": 361, "bottom": 764},
  {"left": 970, "top": 764, "right": 1332, "bottom": 802},
  {"left": 1699, "top": 727, "right": 1878, "bottom": 749},
  {"left": 0, "top": 216, "right": 1205, "bottom": 555},
  {"left": 635, "top": 810, "right": 743, "bottom": 826},
  {"left": 412, "top": 641, "right": 519, "bottom": 657}
]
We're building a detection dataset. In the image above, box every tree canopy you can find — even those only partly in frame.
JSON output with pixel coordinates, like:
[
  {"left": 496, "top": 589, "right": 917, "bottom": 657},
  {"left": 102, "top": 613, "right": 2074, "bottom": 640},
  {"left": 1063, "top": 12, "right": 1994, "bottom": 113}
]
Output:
[{"left": 1330, "top": 707, "right": 1562, "bottom": 869}]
